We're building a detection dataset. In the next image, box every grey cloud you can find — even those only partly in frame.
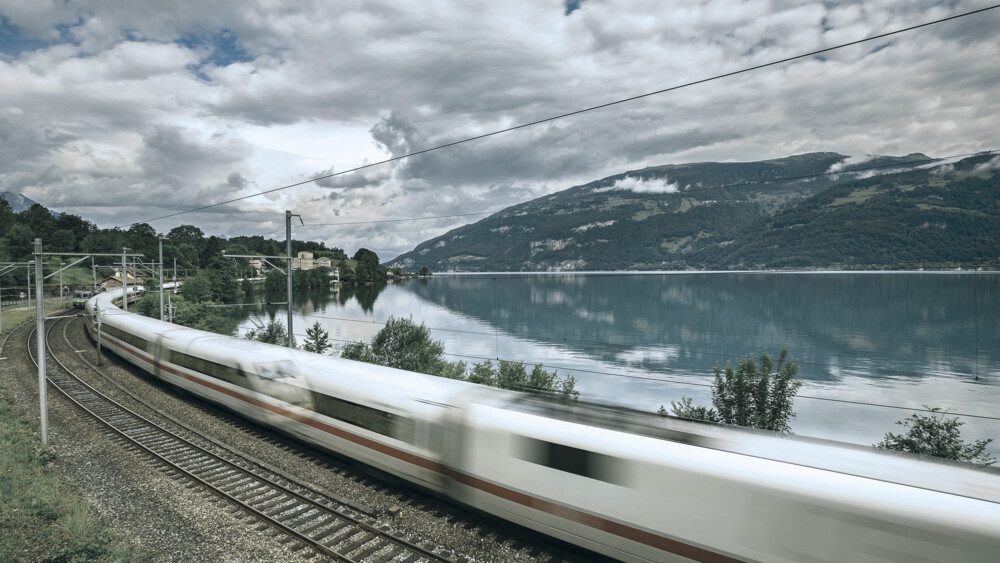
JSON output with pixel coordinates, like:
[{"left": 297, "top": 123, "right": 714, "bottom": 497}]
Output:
[
  {"left": 314, "top": 166, "right": 393, "bottom": 191},
  {"left": 370, "top": 111, "right": 423, "bottom": 158},
  {"left": 227, "top": 172, "right": 247, "bottom": 188},
  {"left": 0, "top": 1, "right": 996, "bottom": 257},
  {"left": 137, "top": 125, "right": 249, "bottom": 190}
]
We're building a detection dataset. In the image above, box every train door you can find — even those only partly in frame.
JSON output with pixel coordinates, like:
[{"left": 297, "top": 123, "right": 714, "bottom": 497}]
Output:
[{"left": 153, "top": 334, "right": 172, "bottom": 380}]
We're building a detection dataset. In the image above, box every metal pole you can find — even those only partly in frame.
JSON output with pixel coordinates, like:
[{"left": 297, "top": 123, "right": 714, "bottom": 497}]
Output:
[
  {"left": 34, "top": 239, "right": 47, "bottom": 448},
  {"left": 286, "top": 210, "right": 293, "bottom": 348},
  {"left": 173, "top": 258, "right": 177, "bottom": 292},
  {"left": 91, "top": 257, "right": 96, "bottom": 292},
  {"left": 95, "top": 303, "right": 102, "bottom": 366},
  {"left": 122, "top": 247, "right": 128, "bottom": 311},
  {"left": 59, "top": 261, "right": 63, "bottom": 307},
  {"left": 159, "top": 238, "right": 165, "bottom": 321},
  {"left": 27, "top": 267, "right": 31, "bottom": 311}
]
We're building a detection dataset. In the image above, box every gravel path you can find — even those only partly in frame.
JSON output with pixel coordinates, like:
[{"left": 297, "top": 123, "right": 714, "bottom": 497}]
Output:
[{"left": 0, "top": 316, "right": 587, "bottom": 562}]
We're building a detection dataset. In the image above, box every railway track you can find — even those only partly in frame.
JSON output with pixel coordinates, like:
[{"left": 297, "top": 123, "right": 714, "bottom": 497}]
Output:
[{"left": 29, "top": 316, "right": 459, "bottom": 563}]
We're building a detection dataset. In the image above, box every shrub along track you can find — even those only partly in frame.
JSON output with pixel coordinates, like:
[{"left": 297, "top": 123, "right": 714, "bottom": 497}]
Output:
[{"left": 3, "top": 313, "right": 581, "bottom": 562}]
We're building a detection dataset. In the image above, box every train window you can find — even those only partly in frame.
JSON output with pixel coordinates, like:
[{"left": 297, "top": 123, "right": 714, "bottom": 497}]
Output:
[
  {"left": 312, "top": 392, "right": 414, "bottom": 443},
  {"left": 516, "top": 437, "right": 625, "bottom": 485},
  {"left": 102, "top": 325, "right": 151, "bottom": 353},
  {"left": 170, "top": 350, "right": 248, "bottom": 388},
  {"left": 254, "top": 361, "right": 295, "bottom": 380}
]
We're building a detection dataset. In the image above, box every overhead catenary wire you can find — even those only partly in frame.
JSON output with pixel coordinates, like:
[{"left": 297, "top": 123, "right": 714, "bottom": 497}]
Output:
[
  {"left": 124, "top": 4, "right": 1000, "bottom": 228},
  {"left": 251, "top": 149, "right": 996, "bottom": 238},
  {"left": 249, "top": 308, "right": 994, "bottom": 387},
  {"left": 295, "top": 332, "right": 1000, "bottom": 423}
]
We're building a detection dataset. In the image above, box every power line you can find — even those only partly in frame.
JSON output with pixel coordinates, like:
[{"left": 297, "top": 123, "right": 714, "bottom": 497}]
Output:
[
  {"left": 253, "top": 308, "right": 993, "bottom": 383},
  {"left": 125, "top": 4, "right": 1000, "bottom": 228},
  {"left": 250, "top": 150, "right": 995, "bottom": 235},
  {"left": 308, "top": 333, "right": 999, "bottom": 422},
  {"left": 255, "top": 211, "right": 497, "bottom": 238}
]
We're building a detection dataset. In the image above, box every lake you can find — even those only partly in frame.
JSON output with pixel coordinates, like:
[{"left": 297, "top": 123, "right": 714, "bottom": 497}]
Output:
[{"left": 235, "top": 272, "right": 999, "bottom": 458}]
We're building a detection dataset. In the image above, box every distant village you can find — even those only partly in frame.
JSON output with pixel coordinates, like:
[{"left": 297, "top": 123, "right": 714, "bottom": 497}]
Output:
[{"left": 92, "top": 251, "right": 339, "bottom": 292}]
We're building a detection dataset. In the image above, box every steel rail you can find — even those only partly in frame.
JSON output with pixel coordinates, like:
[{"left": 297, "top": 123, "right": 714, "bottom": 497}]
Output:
[{"left": 29, "top": 318, "right": 454, "bottom": 563}]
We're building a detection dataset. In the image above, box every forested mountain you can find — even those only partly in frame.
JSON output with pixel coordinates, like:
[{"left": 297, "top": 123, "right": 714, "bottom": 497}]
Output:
[
  {"left": 0, "top": 191, "right": 42, "bottom": 213},
  {"left": 390, "top": 152, "right": 999, "bottom": 271}
]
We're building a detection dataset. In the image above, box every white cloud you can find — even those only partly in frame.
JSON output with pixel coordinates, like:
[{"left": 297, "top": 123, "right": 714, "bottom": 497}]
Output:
[
  {"left": 573, "top": 220, "right": 616, "bottom": 232},
  {"left": 0, "top": 1, "right": 996, "bottom": 260},
  {"left": 596, "top": 176, "right": 680, "bottom": 194},
  {"left": 973, "top": 155, "right": 1000, "bottom": 173}
]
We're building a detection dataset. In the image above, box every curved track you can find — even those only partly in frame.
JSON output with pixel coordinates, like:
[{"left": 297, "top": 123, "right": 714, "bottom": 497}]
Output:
[{"left": 29, "top": 316, "right": 457, "bottom": 563}]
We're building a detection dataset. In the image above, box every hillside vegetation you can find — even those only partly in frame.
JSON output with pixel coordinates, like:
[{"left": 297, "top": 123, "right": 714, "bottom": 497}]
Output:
[{"left": 390, "top": 152, "right": 998, "bottom": 271}]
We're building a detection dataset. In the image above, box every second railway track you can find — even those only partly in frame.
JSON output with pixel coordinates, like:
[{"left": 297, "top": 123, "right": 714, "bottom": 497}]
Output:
[{"left": 29, "top": 315, "right": 460, "bottom": 563}]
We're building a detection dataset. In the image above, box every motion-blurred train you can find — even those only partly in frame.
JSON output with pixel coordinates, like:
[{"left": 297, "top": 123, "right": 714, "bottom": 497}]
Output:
[{"left": 84, "top": 290, "right": 1000, "bottom": 562}]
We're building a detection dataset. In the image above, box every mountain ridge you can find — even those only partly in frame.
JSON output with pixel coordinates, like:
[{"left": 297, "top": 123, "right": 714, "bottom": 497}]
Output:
[
  {"left": 0, "top": 191, "right": 42, "bottom": 213},
  {"left": 389, "top": 152, "right": 997, "bottom": 271}
]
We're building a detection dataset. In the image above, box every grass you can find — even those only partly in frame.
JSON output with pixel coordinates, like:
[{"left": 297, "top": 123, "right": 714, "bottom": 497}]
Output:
[
  {"left": 0, "top": 300, "right": 72, "bottom": 340},
  {"left": 0, "top": 382, "right": 153, "bottom": 562}
]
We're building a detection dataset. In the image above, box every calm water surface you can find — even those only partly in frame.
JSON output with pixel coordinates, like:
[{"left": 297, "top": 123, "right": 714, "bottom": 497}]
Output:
[{"left": 236, "top": 272, "right": 999, "bottom": 457}]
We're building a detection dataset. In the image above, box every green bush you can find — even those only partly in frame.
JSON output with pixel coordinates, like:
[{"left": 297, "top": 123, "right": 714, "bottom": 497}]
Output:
[
  {"left": 341, "top": 318, "right": 578, "bottom": 401},
  {"left": 663, "top": 347, "right": 801, "bottom": 433},
  {"left": 875, "top": 407, "right": 996, "bottom": 466}
]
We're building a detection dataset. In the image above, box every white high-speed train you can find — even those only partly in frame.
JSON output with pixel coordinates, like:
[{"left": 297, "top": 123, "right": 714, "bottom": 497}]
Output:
[{"left": 84, "top": 290, "right": 1000, "bottom": 562}]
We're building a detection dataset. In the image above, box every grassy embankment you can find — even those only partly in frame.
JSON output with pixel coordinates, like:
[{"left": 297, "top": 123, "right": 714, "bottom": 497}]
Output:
[
  {"left": 1, "top": 311, "right": 152, "bottom": 561},
  {"left": 0, "top": 384, "right": 153, "bottom": 561},
  {"left": 0, "top": 300, "right": 73, "bottom": 340}
]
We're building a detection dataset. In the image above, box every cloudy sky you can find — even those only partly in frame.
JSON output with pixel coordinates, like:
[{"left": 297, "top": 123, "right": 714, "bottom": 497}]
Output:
[{"left": 1, "top": 0, "right": 998, "bottom": 260}]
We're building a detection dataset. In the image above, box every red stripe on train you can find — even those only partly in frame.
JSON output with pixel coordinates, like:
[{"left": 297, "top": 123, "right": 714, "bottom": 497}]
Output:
[{"left": 98, "top": 332, "right": 738, "bottom": 563}]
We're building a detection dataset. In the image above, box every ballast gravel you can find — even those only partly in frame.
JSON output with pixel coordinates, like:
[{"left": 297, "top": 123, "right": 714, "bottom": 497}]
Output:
[{"left": 0, "top": 318, "right": 581, "bottom": 562}]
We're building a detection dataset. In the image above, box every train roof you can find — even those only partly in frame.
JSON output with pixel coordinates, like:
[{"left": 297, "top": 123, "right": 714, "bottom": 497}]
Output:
[{"left": 504, "top": 395, "right": 1000, "bottom": 504}]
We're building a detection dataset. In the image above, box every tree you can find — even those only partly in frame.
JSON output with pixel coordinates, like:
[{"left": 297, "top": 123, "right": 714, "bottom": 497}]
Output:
[
  {"left": 351, "top": 247, "right": 386, "bottom": 284},
  {"left": 0, "top": 196, "right": 12, "bottom": 237},
  {"left": 665, "top": 347, "right": 801, "bottom": 433},
  {"left": 137, "top": 293, "right": 237, "bottom": 336},
  {"left": 181, "top": 273, "right": 212, "bottom": 303},
  {"left": 265, "top": 269, "right": 286, "bottom": 294},
  {"left": 342, "top": 316, "right": 447, "bottom": 374},
  {"left": 135, "top": 292, "right": 161, "bottom": 319},
  {"left": 241, "top": 278, "right": 255, "bottom": 299},
  {"left": 6, "top": 223, "right": 34, "bottom": 261},
  {"left": 200, "top": 236, "right": 223, "bottom": 267},
  {"left": 338, "top": 262, "right": 356, "bottom": 285},
  {"left": 301, "top": 321, "right": 332, "bottom": 354},
  {"left": 875, "top": 407, "right": 996, "bottom": 466},
  {"left": 126, "top": 223, "right": 158, "bottom": 258},
  {"left": 204, "top": 255, "right": 239, "bottom": 303},
  {"left": 341, "top": 318, "right": 577, "bottom": 401},
  {"left": 246, "top": 320, "right": 294, "bottom": 347},
  {"left": 355, "top": 260, "right": 373, "bottom": 285},
  {"left": 352, "top": 248, "right": 380, "bottom": 264},
  {"left": 20, "top": 204, "right": 56, "bottom": 241},
  {"left": 419, "top": 266, "right": 431, "bottom": 276},
  {"left": 48, "top": 229, "right": 76, "bottom": 252},
  {"left": 168, "top": 224, "right": 205, "bottom": 248}
]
